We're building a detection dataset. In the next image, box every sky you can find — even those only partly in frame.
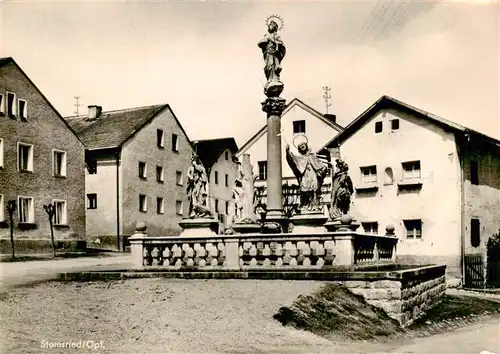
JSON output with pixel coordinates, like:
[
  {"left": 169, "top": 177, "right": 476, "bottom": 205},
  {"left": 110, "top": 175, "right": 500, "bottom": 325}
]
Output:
[{"left": 1, "top": 0, "right": 499, "bottom": 146}]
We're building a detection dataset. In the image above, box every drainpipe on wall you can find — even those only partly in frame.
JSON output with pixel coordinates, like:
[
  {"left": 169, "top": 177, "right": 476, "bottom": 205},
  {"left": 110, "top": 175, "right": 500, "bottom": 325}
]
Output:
[
  {"left": 459, "top": 134, "right": 467, "bottom": 285},
  {"left": 116, "top": 151, "right": 121, "bottom": 251}
]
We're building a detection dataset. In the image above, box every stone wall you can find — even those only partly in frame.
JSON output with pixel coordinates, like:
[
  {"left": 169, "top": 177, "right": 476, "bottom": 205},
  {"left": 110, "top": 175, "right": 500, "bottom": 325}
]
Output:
[{"left": 345, "top": 265, "right": 446, "bottom": 327}]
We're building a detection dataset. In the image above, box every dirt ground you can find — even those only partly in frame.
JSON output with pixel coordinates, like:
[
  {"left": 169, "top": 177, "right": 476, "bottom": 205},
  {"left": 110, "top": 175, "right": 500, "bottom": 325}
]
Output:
[{"left": 1, "top": 279, "right": 499, "bottom": 354}]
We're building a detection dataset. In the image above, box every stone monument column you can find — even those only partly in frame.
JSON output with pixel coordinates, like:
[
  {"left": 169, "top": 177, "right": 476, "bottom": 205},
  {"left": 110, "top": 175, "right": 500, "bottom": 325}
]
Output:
[
  {"left": 262, "top": 98, "right": 286, "bottom": 225},
  {"left": 258, "top": 15, "right": 287, "bottom": 232}
]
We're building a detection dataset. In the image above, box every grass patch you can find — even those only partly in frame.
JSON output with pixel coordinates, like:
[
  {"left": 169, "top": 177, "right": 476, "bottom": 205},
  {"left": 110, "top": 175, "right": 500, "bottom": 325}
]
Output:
[
  {"left": 274, "top": 283, "right": 403, "bottom": 340},
  {"left": 409, "top": 294, "right": 500, "bottom": 329}
]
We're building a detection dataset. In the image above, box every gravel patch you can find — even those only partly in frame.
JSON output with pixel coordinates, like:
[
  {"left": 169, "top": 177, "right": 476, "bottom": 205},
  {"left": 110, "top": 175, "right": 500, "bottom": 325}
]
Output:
[{"left": 1, "top": 279, "right": 350, "bottom": 354}]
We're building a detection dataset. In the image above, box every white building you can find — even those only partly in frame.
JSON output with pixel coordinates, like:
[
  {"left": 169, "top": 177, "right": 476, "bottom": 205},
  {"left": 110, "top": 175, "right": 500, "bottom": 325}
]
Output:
[
  {"left": 321, "top": 95, "right": 500, "bottom": 280},
  {"left": 235, "top": 98, "right": 343, "bottom": 210}
]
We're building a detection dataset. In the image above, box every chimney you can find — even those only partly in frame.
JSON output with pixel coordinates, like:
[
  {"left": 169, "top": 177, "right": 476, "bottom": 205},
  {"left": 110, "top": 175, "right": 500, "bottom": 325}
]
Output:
[
  {"left": 324, "top": 113, "right": 336, "bottom": 124},
  {"left": 87, "top": 105, "right": 102, "bottom": 121}
]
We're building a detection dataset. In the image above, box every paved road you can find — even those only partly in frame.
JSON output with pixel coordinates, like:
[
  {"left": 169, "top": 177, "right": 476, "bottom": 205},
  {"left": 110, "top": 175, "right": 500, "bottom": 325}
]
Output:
[
  {"left": 387, "top": 317, "right": 500, "bottom": 354},
  {"left": 0, "top": 254, "right": 133, "bottom": 289}
]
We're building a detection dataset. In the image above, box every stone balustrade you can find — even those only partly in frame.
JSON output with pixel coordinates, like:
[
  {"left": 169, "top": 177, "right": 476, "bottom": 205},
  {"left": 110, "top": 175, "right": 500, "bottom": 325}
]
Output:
[{"left": 130, "top": 227, "right": 398, "bottom": 270}]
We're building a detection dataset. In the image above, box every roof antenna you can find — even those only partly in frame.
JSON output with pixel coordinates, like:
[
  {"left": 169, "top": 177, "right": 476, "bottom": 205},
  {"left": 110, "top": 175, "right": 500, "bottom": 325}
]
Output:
[
  {"left": 74, "top": 96, "right": 81, "bottom": 117},
  {"left": 322, "top": 86, "right": 331, "bottom": 114}
]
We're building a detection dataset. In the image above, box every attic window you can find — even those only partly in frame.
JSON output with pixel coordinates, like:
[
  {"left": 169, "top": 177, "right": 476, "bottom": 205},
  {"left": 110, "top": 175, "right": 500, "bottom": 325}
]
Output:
[
  {"left": 375, "top": 121, "right": 382, "bottom": 134},
  {"left": 470, "top": 160, "right": 479, "bottom": 185},
  {"left": 172, "top": 134, "right": 179, "bottom": 152},
  {"left": 258, "top": 161, "right": 267, "bottom": 180},
  {"left": 7, "top": 92, "right": 16, "bottom": 117},
  {"left": 0, "top": 94, "right": 5, "bottom": 115},
  {"left": 293, "top": 120, "right": 306, "bottom": 134},
  {"left": 18, "top": 99, "right": 28, "bottom": 120},
  {"left": 391, "top": 119, "right": 399, "bottom": 130},
  {"left": 225, "top": 151, "right": 229, "bottom": 160},
  {"left": 157, "top": 129, "right": 164, "bottom": 148}
]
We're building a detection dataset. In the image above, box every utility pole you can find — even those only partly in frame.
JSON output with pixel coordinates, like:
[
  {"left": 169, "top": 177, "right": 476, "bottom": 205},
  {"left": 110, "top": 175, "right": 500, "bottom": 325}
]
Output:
[
  {"left": 322, "top": 86, "right": 332, "bottom": 114},
  {"left": 74, "top": 96, "right": 81, "bottom": 117}
]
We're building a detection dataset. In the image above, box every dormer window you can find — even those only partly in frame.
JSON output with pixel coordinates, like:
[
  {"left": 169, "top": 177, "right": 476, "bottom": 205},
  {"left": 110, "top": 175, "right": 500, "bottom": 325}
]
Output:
[{"left": 293, "top": 120, "right": 306, "bottom": 134}]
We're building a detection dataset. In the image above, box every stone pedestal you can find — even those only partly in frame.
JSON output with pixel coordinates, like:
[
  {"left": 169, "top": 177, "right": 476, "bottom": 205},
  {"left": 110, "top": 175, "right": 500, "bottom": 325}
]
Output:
[
  {"left": 334, "top": 234, "right": 355, "bottom": 266},
  {"left": 289, "top": 212, "right": 328, "bottom": 234},
  {"left": 178, "top": 218, "right": 219, "bottom": 237},
  {"left": 324, "top": 215, "right": 360, "bottom": 232},
  {"left": 232, "top": 222, "right": 261, "bottom": 234}
]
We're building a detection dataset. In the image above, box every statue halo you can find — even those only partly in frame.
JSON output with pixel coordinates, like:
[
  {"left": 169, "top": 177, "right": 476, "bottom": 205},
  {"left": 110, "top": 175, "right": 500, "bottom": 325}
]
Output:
[
  {"left": 293, "top": 133, "right": 308, "bottom": 149},
  {"left": 266, "top": 14, "right": 284, "bottom": 31}
]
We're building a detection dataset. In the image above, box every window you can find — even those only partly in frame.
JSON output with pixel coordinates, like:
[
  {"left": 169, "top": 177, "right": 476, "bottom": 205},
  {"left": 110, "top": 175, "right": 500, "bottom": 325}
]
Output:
[
  {"left": 0, "top": 94, "right": 4, "bottom": 115},
  {"left": 375, "top": 121, "right": 382, "bottom": 133},
  {"left": 470, "top": 160, "right": 479, "bottom": 185},
  {"left": 214, "top": 171, "right": 219, "bottom": 185},
  {"left": 156, "top": 166, "right": 164, "bottom": 183},
  {"left": 176, "top": 200, "right": 183, "bottom": 215},
  {"left": 391, "top": 119, "right": 399, "bottom": 130},
  {"left": 157, "top": 129, "right": 164, "bottom": 148},
  {"left": 18, "top": 196, "right": 34, "bottom": 223},
  {"left": 172, "top": 134, "right": 179, "bottom": 152},
  {"left": 17, "top": 142, "right": 33, "bottom": 172},
  {"left": 362, "top": 222, "right": 378, "bottom": 235},
  {"left": 0, "top": 194, "right": 4, "bottom": 221},
  {"left": 53, "top": 200, "right": 67, "bottom": 225},
  {"left": 52, "top": 150, "right": 67, "bottom": 177},
  {"left": 360, "top": 165, "right": 377, "bottom": 183},
  {"left": 225, "top": 173, "right": 229, "bottom": 187},
  {"left": 293, "top": 120, "right": 306, "bottom": 134},
  {"left": 87, "top": 160, "right": 97, "bottom": 174},
  {"left": 258, "top": 161, "right": 267, "bottom": 180},
  {"left": 225, "top": 201, "right": 229, "bottom": 214},
  {"left": 156, "top": 197, "right": 164, "bottom": 214},
  {"left": 404, "top": 219, "right": 422, "bottom": 239},
  {"left": 0, "top": 138, "right": 3, "bottom": 168},
  {"left": 138, "top": 162, "right": 147, "bottom": 179},
  {"left": 176, "top": 171, "right": 183, "bottom": 186},
  {"left": 402, "top": 161, "right": 421, "bottom": 180},
  {"left": 87, "top": 194, "right": 97, "bottom": 209},
  {"left": 225, "top": 151, "right": 229, "bottom": 160},
  {"left": 7, "top": 92, "right": 16, "bottom": 117},
  {"left": 471, "top": 218, "right": 480, "bottom": 248},
  {"left": 215, "top": 199, "right": 219, "bottom": 213},
  {"left": 139, "top": 195, "right": 147, "bottom": 212},
  {"left": 18, "top": 99, "right": 27, "bottom": 120}
]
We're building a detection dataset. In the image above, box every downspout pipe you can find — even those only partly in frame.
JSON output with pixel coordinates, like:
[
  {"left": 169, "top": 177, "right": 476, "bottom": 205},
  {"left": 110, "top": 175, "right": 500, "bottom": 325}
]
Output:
[
  {"left": 459, "top": 134, "right": 468, "bottom": 287},
  {"left": 116, "top": 151, "right": 121, "bottom": 251}
]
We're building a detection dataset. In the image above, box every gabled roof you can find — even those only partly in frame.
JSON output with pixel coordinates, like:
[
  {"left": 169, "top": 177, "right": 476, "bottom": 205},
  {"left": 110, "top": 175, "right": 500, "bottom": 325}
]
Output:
[
  {"left": 192, "top": 137, "right": 239, "bottom": 170},
  {"left": 65, "top": 104, "right": 193, "bottom": 150},
  {"left": 321, "top": 95, "right": 500, "bottom": 151},
  {"left": 236, "top": 97, "right": 344, "bottom": 157},
  {"left": 0, "top": 57, "right": 84, "bottom": 146}
]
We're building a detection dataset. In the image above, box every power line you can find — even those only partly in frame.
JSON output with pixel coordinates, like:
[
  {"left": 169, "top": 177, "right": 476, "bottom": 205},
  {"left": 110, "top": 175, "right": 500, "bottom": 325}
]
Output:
[{"left": 373, "top": 1, "right": 407, "bottom": 42}]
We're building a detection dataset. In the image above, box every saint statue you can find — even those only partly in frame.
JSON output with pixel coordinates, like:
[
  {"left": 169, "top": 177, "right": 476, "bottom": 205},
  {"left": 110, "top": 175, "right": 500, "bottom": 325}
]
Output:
[
  {"left": 286, "top": 142, "right": 329, "bottom": 213},
  {"left": 186, "top": 155, "right": 212, "bottom": 218},
  {"left": 258, "top": 17, "right": 286, "bottom": 96},
  {"left": 329, "top": 159, "right": 354, "bottom": 219},
  {"left": 232, "top": 155, "right": 258, "bottom": 223}
]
